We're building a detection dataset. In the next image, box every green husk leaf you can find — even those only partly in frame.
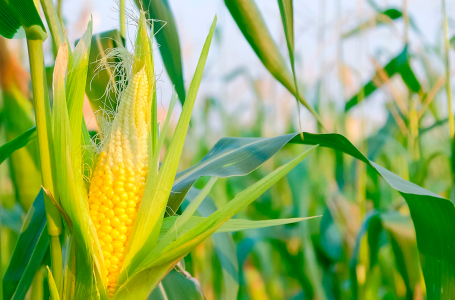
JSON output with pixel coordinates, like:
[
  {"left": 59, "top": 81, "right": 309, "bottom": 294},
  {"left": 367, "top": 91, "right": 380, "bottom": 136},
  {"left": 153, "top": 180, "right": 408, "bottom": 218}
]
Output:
[
  {"left": 120, "top": 15, "right": 217, "bottom": 283},
  {"left": 47, "top": 267, "right": 61, "bottom": 300},
  {"left": 52, "top": 42, "right": 107, "bottom": 300}
]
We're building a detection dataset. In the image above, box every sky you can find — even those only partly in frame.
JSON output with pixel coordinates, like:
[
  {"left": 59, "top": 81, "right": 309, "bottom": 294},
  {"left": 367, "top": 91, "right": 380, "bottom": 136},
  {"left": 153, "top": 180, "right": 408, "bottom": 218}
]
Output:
[{"left": 44, "top": 0, "right": 455, "bottom": 138}]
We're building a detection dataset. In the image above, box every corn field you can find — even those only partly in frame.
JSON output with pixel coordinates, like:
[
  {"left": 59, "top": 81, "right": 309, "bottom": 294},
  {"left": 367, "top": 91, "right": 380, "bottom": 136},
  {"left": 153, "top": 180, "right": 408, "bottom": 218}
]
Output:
[{"left": 0, "top": 0, "right": 455, "bottom": 299}]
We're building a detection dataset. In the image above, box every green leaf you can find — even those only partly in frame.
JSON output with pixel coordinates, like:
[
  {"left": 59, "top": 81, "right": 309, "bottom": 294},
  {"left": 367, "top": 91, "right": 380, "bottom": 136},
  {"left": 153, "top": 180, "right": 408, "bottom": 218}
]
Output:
[
  {"left": 148, "top": 269, "right": 205, "bottom": 300},
  {"left": 168, "top": 133, "right": 299, "bottom": 213},
  {"left": 159, "top": 215, "right": 315, "bottom": 238},
  {"left": 291, "top": 132, "right": 455, "bottom": 300},
  {"left": 0, "top": 0, "right": 47, "bottom": 40},
  {"left": 183, "top": 189, "right": 239, "bottom": 300},
  {"left": 345, "top": 47, "right": 421, "bottom": 111},
  {"left": 0, "top": 126, "right": 36, "bottom": 165},
  {"left": 450, "top": 36, "right": 455, "bottom": 50},
  {"left": 136, "top": 0, "right": 186, "bottom": 104},
  {"left": 3, "top": 190, "right": 50, "bottom": 300},
  {"left": 115, "top": 145, "right": 317, "bottom": 299},
  {"left": 225, "top": 0, "right": 323, "bottom": 126},
  {"left": 341, "top": 8, "right": 402, "bottom": 39}
]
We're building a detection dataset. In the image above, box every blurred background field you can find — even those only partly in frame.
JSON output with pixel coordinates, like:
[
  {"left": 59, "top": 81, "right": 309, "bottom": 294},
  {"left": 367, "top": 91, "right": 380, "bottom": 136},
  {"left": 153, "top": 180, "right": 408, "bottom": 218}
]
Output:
[{"left": 2, "top": 0, "right": 455, "bottom": 299}]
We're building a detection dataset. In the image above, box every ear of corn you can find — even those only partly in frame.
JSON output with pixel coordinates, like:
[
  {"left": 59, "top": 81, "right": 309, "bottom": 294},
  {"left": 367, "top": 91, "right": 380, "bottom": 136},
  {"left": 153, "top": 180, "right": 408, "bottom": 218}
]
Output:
[{"left": 88, "top": 67, "right": 150, "bottom": 296}]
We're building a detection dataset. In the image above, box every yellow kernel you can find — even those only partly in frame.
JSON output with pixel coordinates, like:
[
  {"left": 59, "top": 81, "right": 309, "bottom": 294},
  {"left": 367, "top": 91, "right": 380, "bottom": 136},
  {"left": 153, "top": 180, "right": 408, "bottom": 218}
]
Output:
[
  {"left": 97, "top": 212, "right": 106, "bottom": 220},
  {"left": 115, "top": 235, "right": 127, "bottom": 243},
  {"left": 102, "top": 251, "right": 111, "bottom": 259},
  {"left": 117, "top": 201, "right": 128, "bottom": 209},
  {"left": 100, "top": 225, "right": 112, "bottom": 233},
  {"left": 119, "top": 214, "right": 129, "bottom": 222},
  {"left": 110, "top": 256, "right": 120, "bottom": 265},
  {"left": 100, "top": 218, "right": 110, "bottom": 226},
  {"left": 94, "top": 223, "right": 101, "bottom": 230},
  {"left": 90, "top": 204, "right": 100, "bottom": 211},
  {"left": 105, "top": 188, "right": 114, "bottom": 199},
  {"left": 100, "top": 151, "right": 107, "bottom": 158},
  {"left": 125, "top": 183, "right": 134, "bottom": 191},
  {"left": 99, "top": 195, "right": 108, "bottom": 203},
  {"left": 107, "top": 273, "right": 118, "bottom": 283},
  {"left": 112, "top": 241, "right": 124, "bottom": 249},
  {"left": 111, "top": 217, "right": 122, "bottom": 227},
  {"left": 102, "top": 244, "right": 114, "bottom": 253},
  {"left": 119, "top": 192, "right": 128, "bottom": 201},
  {"left": 127, "top": 176, "right": 136, "bottom": 183},
  {"left": 98, "top": 231, "right": 106, "bottom": 239},
  {"left": 99, "top": 240, "right": 105, "bottom": 247},
  {"left": 99, "top": 205, "right": 108, "bottom": 214},
  {"left": 105, "top": 210, "right": 115, "bottom": 219},
  {"left": 92, "top": 189, "right": 102, "bottom": 197},
  {"left": 111, "top": 195, "right": 120, "bottom": 204},
  {"left": 100, "top": 186, "right": 108, "bottom": 193},
  {"left": 110, "top": 229, "right": 120, "bottom": 239},
  {"left": 104, "top": 201, "right": 114, "bottom": 209},
  {"left": 95, "top": 178, "right": 103, "bottom": 187},
  {"left": 118, "top": 226, "right": 128, "bottom": 234},
  {"left": 127, "top": 200, "right": 136, "bottom": 208},
  {"left": 114, "top": 246, "right": 125, "bottom": 253},
  {"left": 125, "top": 218, "right": 133, "bottom": 226},
  {"left": 114, "top": 207, "right": 125, "bottom": 215},
  {"left": 105, "top": 258, "right": 111, "bottom": 269},
  {"left": 113, "top": 252, "right": 124, "bottom": 260},
  {"left": 103, "top": 178, "right": 113, "bottom": 187},
  {"left": 126, "top": 207, "right": 136, "bottom": 215},
  {"left": 102, "top": 234, "right": 113, "bottom": 243},
  {"left": 114, "top": 186, "right": 125, "bottom": 194}
]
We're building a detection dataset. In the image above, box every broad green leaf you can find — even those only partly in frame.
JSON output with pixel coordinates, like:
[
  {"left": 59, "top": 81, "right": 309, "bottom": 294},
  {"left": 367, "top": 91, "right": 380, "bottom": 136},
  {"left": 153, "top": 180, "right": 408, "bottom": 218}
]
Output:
[
  {"left": 345, "top": 47, "right": 421, "bottom": 111},
  {"left": 85, "top": 29, "right": 124, "bottom": 119},
  {"left": 120, "top": 16, "right": 217, "bottom": 284},
  {"left": 136, "top": 0, "right": 186, "bottom": 104},
  {"left": 148, "top": 269, "right": 205, "bottom": 300},
  {"left": 342, "top": 8, "right": 403, "bottom": 39},
  {"left": 168, "top": 133, "right": 300, "bottom": 213},
  {"left": 0, "top": 127, "right": 36, "bottom": 165},
  {"left": 47, "top": 267, "right": 61, "bottom": 300},
  {"left": 451, "top": 36, "right": 455, "bottom": 50},
  {"left": 0, "top": 0, "right": 46, "bottom": 40},
  {"left": 224, "top": 0, "right": 323, "bottom": 126},
  {"left": 3, "top": 190, "right": 50, "bottom": 300},
  {"left": 292, "top": 132, "right": 455, "bottom": 300}
]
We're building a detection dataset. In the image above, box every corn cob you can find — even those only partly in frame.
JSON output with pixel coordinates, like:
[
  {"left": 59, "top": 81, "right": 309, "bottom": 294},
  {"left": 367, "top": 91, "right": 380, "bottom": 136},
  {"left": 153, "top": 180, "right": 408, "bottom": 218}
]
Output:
[{"left": 88, "top": 68, "right": 150, "bottom": 297}]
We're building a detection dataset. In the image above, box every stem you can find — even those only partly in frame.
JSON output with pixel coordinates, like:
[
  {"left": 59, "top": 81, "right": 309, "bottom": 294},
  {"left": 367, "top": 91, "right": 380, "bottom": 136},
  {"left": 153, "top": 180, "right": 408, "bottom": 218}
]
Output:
[
  {"left": 40, "top": 0, "right": 65, "bottom": 51},
  {"left": 26, "top": 38, "right": 63, "bottom": 295},
  {"left": 120, "top": 0, "right": 126, "bottom": 38},
  {"left": 443, "top": 0, "right": 454, "bottom": 137}
]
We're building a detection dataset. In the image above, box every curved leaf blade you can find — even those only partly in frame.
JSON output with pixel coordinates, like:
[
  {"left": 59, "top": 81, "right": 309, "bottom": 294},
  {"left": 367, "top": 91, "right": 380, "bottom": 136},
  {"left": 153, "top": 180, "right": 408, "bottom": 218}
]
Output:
[
  {"left": 0, "top": 126, "right": 36, "bottom": 165},
  {"left": 148, "top": 269, "right": 205, "bottom": 300},
  {"left": 137, "top": 0, "right": 186, "bottom": 104},
  {"left": 2, "top": 190, "right": 50, "bottom": 300}
]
